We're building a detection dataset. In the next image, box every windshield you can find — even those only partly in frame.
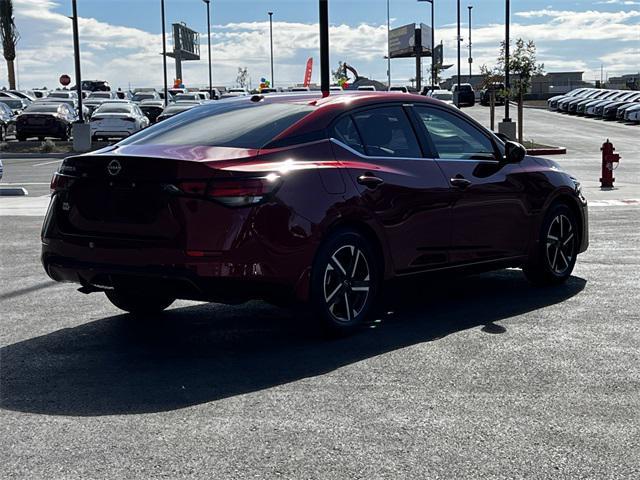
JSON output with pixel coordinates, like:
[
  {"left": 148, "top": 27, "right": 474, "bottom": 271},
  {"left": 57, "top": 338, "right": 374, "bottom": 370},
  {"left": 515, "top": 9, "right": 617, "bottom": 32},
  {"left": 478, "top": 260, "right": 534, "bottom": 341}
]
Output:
[
  {"left": 25, "top": 104, "right": 60, "bottom": 113},
  {"left": 176, "top": 94, "right": 198, "bottom": 101},
  {"left": 95, "top": 105, "right": 133, "bottom": 114},
  {"left": 132, "top": 94, "right": 154, "bottom": 101},
  {"left": 0, "top": 100, "right": 23, "bottom": 108},
  {"left": 90, "top": 92, "right": 112, "bottom": 99},
  {"left": 120, "top": 101, "right": 314, "bottom": 148}
]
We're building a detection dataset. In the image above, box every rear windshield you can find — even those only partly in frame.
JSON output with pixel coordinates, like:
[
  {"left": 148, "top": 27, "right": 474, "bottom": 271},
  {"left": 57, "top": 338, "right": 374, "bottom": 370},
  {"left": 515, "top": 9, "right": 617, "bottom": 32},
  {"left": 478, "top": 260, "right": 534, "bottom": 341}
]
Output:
[
  {"left": 49, "top": 92, "right": 70, "bottom": 98},
  {"left": 120, "top": 101, "right": 314, "bottom": 148},
  {"left": 96, "top": 105, "right": 133, "bottom": 113},
  {"left": 175, "top": 94, "right": 198, "bottom": 100},
  {"left": 90, "top": 92, "right": 112, "bottom": 99},
  {"left": 132, "top": 94, "right": 155, "bottom": 101},
  {"left": 25, "top": 104, "right": 60, "bottom": 113}
]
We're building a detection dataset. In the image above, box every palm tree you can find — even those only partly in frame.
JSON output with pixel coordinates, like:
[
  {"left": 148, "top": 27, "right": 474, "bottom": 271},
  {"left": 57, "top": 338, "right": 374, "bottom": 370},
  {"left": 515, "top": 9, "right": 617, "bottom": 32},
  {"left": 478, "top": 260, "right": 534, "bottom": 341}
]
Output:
[{"left": 0, "top": 0, "right": 19, "bottom": 89}]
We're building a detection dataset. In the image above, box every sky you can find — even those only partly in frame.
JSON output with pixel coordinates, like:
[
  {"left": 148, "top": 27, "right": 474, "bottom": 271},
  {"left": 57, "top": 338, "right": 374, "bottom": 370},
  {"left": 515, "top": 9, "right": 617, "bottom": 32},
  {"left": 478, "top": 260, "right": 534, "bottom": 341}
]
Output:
[{"left": 6, "top": 0, "right": 640, "bottom": 90}]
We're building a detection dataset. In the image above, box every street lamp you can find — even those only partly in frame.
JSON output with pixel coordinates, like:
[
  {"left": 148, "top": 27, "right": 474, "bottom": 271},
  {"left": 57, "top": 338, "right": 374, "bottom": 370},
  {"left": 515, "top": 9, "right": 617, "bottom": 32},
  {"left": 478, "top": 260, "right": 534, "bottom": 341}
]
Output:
[
  {"left": 161, "top": 0, "right": 168, "bottom": 107},
  {"left": 417, "top": 0, "right": 435, "bottom": 89},
  {"left": 203, "top": 0, "right": 212, "bottom": 98},
  {"left": 71, "top": 0, "right": 83, "bottom": 122},
  {"left": 456, "top": 0, "right": 461, "bottom": 106},
  {"left": 387, "top": 0, "right": 390, "bottom": 88},
  {"left": 268, "top": 11, "right": 274, "bottom": 88},
  {"left": 468, "top": 5, "right": 473, "bottom": 82}
]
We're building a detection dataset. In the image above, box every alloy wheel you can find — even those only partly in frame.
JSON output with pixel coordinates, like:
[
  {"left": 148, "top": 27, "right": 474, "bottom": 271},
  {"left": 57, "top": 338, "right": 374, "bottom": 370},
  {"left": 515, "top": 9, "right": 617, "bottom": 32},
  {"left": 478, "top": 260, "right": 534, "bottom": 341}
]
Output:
[
  {"left": 323, "top": 245, "right": 371, "bottom": 322},
  {"left": 546, "top": 214, "right": 575, "bottom": 275}
]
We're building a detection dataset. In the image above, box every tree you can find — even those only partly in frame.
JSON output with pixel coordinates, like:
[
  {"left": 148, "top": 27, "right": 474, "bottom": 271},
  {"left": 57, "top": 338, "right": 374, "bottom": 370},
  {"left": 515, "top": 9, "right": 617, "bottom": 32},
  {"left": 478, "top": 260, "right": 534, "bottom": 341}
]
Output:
[
  {"left": 498, "top": 38, "right": 544, "bottom": 142},
  {"left": 479, "top": 63, "right": 502, "bottom": 131},
  {"left": 236, "top": 67, "right": 249, "bottom": 88},
  {"left": 0, "top": 0, "right": 19, "bottom": 89}
]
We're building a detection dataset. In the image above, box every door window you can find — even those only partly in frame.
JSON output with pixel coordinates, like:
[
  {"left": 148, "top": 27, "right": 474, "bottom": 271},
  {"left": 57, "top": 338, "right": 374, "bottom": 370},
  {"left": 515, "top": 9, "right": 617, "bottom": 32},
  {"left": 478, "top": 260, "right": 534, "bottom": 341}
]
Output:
[
  {"left": 331, "top": 115, "right": 365, "bottom": 154},
  {"left": 352, "top": 106, "right": 422, "bottom": 158},
  {"left": 415, "top": 106, "right": 497, "bottom": 161}
]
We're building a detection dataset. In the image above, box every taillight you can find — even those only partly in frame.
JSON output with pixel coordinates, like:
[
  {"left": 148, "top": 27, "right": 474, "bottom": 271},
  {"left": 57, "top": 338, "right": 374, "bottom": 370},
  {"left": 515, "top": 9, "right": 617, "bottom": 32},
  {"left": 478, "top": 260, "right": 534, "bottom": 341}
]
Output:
[
  {"left": 176, "top": 174, "right": 281, "bottom": 207},
  {"left": 50, "top": 172, "right": 72, "bottom": 192}
]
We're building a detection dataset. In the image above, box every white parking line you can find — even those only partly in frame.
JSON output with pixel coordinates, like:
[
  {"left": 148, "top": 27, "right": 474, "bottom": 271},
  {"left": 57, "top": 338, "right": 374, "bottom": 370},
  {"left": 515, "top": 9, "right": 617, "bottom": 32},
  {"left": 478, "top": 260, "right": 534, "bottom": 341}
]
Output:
[
  {"left": 0, "top": 182, "right": 50, "bottom": 186},
  {"left": 32, "top": 159, "right": 63, "bottom": 167},
  {"left": 588, "top": 199, "right": 640, "bottom": 207}
]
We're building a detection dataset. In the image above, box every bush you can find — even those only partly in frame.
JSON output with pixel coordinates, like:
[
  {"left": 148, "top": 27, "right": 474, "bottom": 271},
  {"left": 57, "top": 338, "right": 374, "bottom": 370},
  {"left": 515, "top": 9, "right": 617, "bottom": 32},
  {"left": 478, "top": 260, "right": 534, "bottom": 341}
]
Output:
[{"left": 40, "top": 139, "right": 56, "bottom": 153}]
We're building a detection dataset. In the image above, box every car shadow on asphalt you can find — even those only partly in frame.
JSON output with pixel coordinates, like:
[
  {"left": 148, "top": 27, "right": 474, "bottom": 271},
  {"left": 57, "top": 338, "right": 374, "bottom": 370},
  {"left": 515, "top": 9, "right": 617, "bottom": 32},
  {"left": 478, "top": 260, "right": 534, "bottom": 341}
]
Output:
[{"left": 0, "top": 269, "right": 586, "bottom": 416}]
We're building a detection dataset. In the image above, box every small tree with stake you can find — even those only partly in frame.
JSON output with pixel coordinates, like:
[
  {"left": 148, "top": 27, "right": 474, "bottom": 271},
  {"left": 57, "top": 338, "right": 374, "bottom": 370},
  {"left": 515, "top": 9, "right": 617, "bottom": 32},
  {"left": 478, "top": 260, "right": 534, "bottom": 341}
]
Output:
[
  {"left": 0, "top": 0, "right": 19, "bottom": 90},
  {"left": 498, "top": 38, "right": 544, "bottom": 143},
  {"left": 479, "top": 63, "right": 503, "bottom": 131}
]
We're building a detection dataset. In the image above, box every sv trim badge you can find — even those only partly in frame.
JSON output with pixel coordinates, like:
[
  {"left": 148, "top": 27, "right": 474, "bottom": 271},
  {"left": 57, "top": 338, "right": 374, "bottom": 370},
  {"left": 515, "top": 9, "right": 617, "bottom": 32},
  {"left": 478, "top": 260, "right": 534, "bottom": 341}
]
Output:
[{"left": 107, "top": 159, "right": 122, "bottom": 176}]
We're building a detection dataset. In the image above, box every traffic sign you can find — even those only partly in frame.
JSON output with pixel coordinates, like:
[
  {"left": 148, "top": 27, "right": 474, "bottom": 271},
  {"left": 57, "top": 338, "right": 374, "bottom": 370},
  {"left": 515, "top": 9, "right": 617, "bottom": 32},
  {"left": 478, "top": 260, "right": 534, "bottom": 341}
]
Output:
[{"left": 59, "top": 74, "right": 71, "bottom": 86}]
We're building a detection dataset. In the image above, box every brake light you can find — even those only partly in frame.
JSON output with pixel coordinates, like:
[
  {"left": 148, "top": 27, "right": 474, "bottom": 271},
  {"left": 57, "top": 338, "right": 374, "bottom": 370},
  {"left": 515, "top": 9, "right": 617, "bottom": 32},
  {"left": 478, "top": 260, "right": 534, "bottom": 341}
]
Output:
[
  {"left": 176, "top": 175, "right": 281, "bottom": 207},
  {"left": 50, "top": 172, "right": 72, "bottom": 192}
]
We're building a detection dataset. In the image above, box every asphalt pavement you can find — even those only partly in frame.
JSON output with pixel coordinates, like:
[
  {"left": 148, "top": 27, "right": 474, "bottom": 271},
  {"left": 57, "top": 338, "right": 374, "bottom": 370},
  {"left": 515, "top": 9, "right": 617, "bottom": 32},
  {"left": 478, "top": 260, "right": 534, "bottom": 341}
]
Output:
[{"left": 1, "top": 106, "right": 639, "bottom": 479}]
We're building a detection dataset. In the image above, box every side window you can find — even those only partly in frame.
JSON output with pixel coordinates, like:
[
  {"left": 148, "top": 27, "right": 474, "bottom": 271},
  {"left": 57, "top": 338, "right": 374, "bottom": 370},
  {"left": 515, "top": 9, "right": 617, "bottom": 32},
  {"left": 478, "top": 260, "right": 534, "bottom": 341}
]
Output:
[
  {"left": 331, "top": 115, "right": 365, "bottom": 154},
  {"left": 352, "top": 106, "right": 422, "bottom": 158},
  {"left": 415, "top": 106, "right": 497, "bottom": 160}
]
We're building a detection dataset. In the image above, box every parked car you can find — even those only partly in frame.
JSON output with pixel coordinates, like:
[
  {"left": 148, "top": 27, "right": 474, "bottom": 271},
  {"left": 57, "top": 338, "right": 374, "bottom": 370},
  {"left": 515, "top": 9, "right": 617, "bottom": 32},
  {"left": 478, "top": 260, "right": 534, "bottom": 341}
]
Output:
[
  {"left": 139, "top": 99, "right": 166, "bottom": 124},
  {"left": 561, "top": 89, "right": 609, "bottom": 114},
  {"left": 624, "top": 103, "right": 640, "bottom": 122},
  {"left": 0, "top": 91, "right": 20, "bottom": 99},
  {"left": 168, "top": 87, "right": 188, "bottom": 96},
  {"left": 115, "top": 90, "right": 133, "bottom": 100},
  {"left": 36, "top": 98, "right": 89, "bottom": 121},
  {"left": 80, "top": 80, "right": 111, "bottom": 92},
  {"left": 174, "top": 93, "right": 203, "bottom": 102},
  {"left": 616, "top": 101, "right": 640, "bottom": 121},
  {"left": 16, "top": 102, "right": 77, "bottom": 141},
  {"left": 428, "top": 89, "right": 456, "bottom": 106},
  {"left": 0, "top": 98, "right": 29, "bottom": 115},
  {"left": 8, "top": 90, "right": 35, "bottom": 102},
  {"left": 90, "top": 102, "right": 149, "bottom": 140},
  {"left": 84, "top": 91, "right": 120, "bottom": 115},
  {"left": 132, "top": 91, "right": 161, "bottom": 104},
  {"left": 156, "top": 102, "right": 199, "bottom": 122},
  {"left": 597, "top": 92, "right": 640, "bottom": 119},
  {"left": 548, "top": 88, "right": 593, "bottom": 111},
  {"left": 452, "top": 83, "right": 475, "bottom": 107},
  {"left": 329, "top": 86, "right": 343, "bottom": 92},
  {"left": 388, "top": 86, "right": 409, "bottom": 93},
  {"left": 580, "top": 90, "right": 625, "bottom": 116},
  {"left": 42, "top": 92, "right": 588, "bottom": 333},
  {"left": 48, "top": 90, "right": 78, "bottom": 100},
  {"left": 291, "top": 86, "right": 312, "bottom": 92},
  {"left": 480, "top": 83, "right": 505, "bottom": 106},
  {"left": 32, "top": 89, "right": 49, "bottom": 99},
  {"left": 356, "top": 85, "right": 376, "bottom": 91},
  {"left": 0, "top": 102, "right": 17, "bottom": 140}
]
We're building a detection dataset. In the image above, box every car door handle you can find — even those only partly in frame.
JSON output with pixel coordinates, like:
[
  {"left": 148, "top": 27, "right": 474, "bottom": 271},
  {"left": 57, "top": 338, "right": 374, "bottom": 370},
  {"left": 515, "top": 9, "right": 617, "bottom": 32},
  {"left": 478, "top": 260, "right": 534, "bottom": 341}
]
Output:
[
  {"left": 357, "top": 174, "right": 384, "bottom": 188},
  {"left": 450, "top": 176, "right": 472, "bottom": 188}
]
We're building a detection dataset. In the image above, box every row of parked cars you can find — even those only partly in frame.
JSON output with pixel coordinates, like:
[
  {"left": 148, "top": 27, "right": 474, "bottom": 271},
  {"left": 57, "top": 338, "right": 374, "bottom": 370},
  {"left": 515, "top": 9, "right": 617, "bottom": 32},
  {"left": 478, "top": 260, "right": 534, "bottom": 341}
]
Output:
[
  {"left": 548, "top": 87, "right": 640, "bottom": 122},
  {"left": 0, "top": 87, "right": 211, "bottom": 141}
]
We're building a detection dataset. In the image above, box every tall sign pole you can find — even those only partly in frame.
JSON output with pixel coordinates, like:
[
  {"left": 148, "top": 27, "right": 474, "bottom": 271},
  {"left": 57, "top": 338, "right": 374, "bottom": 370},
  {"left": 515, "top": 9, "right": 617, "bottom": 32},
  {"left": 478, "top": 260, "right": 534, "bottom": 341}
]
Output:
[
  {"left": 319, "top": 0, "right": 329, "bottom": 96},
  {"left": 431, "top": 0, "right": 435, "bottom": 87},
  {"left": 468, "top": 5, "right": 473, "bottom": 82},
  {"left": 387, "top": 0, "right": 391, "bottom": 88},
  {"left": 504, "top": 0, "right": 510, "bottom": 122},
  {"left": 204, "top": 0, "right": 212, "bottom": 97},
  {"left": 456, "top": 0, "right": 461, "bottom": 106},
  {"left": 268, "top": 12, "right": 274, "bottom": 88},
  {"left": 71, "top": 0, "right": 83, "bottom": 122},
  {"left": 161, "top": 0, "right": 169, "bottom": 107}
]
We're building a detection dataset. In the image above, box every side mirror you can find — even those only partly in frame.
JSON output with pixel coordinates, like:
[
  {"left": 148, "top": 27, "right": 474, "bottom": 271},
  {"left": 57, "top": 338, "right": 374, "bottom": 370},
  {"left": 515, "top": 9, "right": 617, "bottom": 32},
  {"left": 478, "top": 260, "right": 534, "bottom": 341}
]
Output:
[{"left": 504, "top": 140, "right": 526, "bottom": 164}]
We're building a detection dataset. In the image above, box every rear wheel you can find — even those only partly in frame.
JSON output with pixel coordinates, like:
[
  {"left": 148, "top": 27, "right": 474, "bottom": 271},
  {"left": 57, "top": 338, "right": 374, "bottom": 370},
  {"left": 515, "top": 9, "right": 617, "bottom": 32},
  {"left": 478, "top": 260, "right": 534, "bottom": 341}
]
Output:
[
  {"left": 105, "top": 289, "right": 175, "bottom": 315},
  {"left": 524, "top": 204, "right": 578, "bottom": 286},
  {"left": 310, "top": 229, "right": 379, "bottom": 334}
]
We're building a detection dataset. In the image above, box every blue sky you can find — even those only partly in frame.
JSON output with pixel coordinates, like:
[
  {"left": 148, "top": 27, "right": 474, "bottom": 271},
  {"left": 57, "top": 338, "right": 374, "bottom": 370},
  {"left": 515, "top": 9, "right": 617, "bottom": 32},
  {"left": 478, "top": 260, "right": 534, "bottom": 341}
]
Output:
[{"left": 8, "top": 0, "right": 640, "bottom": 89}]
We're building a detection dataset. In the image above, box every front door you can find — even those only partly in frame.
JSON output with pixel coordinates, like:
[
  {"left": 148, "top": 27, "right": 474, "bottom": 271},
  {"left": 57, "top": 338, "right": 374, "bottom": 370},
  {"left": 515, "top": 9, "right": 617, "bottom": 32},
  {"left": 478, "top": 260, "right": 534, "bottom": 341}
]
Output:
[{"left": 412, "top": 105, "right": 530, "bottom": 264}]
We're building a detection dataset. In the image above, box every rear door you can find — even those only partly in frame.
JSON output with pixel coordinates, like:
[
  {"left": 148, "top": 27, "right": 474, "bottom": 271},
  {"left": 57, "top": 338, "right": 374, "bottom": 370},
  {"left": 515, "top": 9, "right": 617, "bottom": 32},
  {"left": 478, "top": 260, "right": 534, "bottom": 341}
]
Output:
[
  {"left": 412, "top": 105, "right": 530, "bottom": 264},
  {"left": 331, "top": 105, "right": 452, "bottom": 273}
]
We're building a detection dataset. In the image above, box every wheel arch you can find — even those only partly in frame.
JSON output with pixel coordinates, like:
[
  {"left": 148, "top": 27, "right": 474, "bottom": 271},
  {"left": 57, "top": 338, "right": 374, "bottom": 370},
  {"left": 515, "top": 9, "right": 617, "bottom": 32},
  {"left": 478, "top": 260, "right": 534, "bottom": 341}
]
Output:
[{"left": 543, "top": 189, "right": 585, "bottom": 249}]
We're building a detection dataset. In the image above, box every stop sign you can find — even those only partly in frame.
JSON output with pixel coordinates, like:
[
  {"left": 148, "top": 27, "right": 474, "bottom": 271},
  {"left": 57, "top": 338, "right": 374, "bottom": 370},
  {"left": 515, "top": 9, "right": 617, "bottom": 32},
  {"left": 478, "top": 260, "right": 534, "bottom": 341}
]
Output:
[{"left": 59, "top": 74, "right": 71, "bottom": 86}]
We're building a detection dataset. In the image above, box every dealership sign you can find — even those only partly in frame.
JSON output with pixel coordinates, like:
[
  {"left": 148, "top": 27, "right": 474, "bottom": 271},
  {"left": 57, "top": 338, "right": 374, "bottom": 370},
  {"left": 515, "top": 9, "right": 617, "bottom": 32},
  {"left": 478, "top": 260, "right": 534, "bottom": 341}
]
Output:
[{"left": 388, "top": 23, "right": 433, "bottom": 59}]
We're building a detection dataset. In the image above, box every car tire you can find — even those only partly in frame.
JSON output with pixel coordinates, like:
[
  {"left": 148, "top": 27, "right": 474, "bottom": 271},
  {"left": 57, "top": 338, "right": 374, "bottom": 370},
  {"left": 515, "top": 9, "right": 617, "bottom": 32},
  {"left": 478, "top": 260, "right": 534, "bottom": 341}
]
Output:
[
  {"left": 310, "top": 229, "right": 380, "bottom": 335},
  {"left": 523, "top": 203, "right": 578, "bottom": 286},
  {"left": 105, "top": 289, "right": 175, "bottom": 316}
]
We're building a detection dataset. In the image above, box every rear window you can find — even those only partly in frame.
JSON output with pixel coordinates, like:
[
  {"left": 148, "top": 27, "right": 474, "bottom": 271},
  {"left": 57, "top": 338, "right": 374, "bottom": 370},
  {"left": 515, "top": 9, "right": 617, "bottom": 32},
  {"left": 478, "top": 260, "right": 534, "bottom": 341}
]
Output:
[
  {"left": 25, "top": 104, "right": 60, "bottom": 113},
  {"left": 175, "top": 94, "right": 198, "bottom": 101},
  {"left": 132, "top": 94, "right": 155, "bottom": 101},
  {"left": 96, "top": 105, "right": 133, "bottom": 114},
  {"left": 49, "top": 92, "right": 69, "bottom": 98},
  {"left": 90, "top": 92, "right": 112, "bottom": 99},
  {"left": 120, "top": 102, "right": 314, "bottom": 148}
]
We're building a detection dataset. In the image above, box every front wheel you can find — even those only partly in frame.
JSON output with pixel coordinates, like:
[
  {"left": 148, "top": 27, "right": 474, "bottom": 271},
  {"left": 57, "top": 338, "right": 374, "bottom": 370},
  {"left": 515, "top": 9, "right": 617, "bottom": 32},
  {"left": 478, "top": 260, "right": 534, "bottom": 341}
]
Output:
[
  {"left": 105, "top": 289, "right": 175, "bottom": 315},
  {"left": 310, "top": 229, "right": 379, "bottom": 334},
  {"left": 524, "top": 204, "right": 578, "bottom": 286}
]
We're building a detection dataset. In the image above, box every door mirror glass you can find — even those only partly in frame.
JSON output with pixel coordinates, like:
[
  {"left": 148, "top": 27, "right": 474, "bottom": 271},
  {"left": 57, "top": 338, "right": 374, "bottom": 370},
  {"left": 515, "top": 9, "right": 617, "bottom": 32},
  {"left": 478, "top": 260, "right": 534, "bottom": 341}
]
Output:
[{"left": 504, "top": 140, "right": 526, "bottom": 164}]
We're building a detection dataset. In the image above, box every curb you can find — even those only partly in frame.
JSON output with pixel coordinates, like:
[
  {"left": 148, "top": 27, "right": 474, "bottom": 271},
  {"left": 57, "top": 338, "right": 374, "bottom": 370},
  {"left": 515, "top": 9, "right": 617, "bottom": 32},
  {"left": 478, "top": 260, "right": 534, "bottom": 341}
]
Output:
[
  {"left": 0, "top": 187, "right": 29, "bottom": 196},
  {"left": 527, "top": 147, "right": 567, "bottom": 156}
]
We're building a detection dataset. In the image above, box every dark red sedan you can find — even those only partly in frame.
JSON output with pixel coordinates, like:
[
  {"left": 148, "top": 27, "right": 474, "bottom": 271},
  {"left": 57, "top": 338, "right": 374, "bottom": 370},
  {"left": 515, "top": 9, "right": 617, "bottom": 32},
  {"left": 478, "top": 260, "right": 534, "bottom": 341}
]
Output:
[{"left": 42, "top": 92, "right": 588, "bottom": 333}]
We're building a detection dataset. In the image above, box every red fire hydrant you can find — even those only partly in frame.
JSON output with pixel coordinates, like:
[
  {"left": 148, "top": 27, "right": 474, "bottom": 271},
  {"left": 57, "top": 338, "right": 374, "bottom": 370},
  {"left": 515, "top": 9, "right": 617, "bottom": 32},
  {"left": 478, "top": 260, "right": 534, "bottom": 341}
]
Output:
[{"left": 600, "top": 139, "right": 620, "bottom": 189}]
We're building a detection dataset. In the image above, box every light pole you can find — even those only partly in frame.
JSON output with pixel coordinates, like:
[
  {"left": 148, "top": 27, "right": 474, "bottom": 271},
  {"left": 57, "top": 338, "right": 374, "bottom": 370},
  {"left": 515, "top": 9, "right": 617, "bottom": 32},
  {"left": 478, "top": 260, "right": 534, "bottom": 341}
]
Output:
[
  {"left": 161, "top": 0, "right": 168, "bottom": 107},
  {"left": 468, "top": 5, "right": 472, "bottom": 82},
  {"left": 319, "top": 0, "right": 329, "bottom": 96},
  {"left": 203, "top": 0, "right": 212, "bottom": 97},
  {"left": 387, "top": 0, "right": 390, "bottom": 88},
  {"left": 498, "top": 0, "right": 515, "bottom": 138},
  {"left": 268, "top": 11, "right": 274, "bottom": 88},
  {"left": 71, "top": 0, "right": 83, "bottom": 121},
  {"left": 456, "top": 0, "right": 461, "bottom": 106},
  {"left": 417, "top": 0, "right": 435, "bottom": 89}
]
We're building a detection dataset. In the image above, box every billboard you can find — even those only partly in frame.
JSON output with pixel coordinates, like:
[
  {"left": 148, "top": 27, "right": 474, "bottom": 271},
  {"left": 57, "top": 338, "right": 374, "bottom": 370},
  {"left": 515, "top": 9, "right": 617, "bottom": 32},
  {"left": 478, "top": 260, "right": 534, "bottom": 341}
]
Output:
[
  {"left": 420, "top": 23, "right": 432, "bottom": 52},
  {"left": 388, "top": 23, "right": 416, "bottom": 58},
  {"left": 170, "top": 22, "right": 200, "bottom": 61}
]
